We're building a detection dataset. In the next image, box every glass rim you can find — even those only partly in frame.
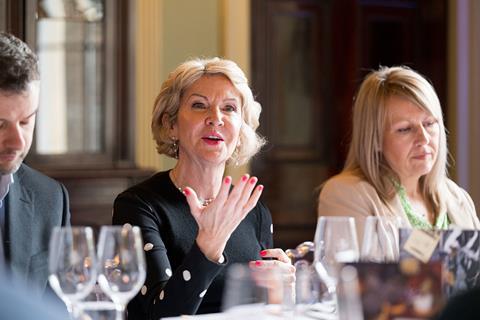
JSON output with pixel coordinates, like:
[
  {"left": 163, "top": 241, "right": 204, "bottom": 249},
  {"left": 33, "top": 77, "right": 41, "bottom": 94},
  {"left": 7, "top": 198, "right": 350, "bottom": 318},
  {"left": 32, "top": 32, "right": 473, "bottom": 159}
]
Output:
[
  {"left": 99, "top": 225, "right": 141, "bottom": 232},
  {"left": 318, "top": 216, "right": 355, "bottom": 222},
  {"left": 52, "top": 225, "right": 94, "bottom": 230},
  {"left": 52, "top": 225, "right": 94, "bottom": 235}
]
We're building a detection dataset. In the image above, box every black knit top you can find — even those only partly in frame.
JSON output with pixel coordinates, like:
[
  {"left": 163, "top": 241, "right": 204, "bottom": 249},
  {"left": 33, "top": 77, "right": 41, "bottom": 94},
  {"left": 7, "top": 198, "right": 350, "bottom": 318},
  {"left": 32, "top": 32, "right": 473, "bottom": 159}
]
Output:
[{"left": 112, "top": 170, "right": 273, "bottom": 319}]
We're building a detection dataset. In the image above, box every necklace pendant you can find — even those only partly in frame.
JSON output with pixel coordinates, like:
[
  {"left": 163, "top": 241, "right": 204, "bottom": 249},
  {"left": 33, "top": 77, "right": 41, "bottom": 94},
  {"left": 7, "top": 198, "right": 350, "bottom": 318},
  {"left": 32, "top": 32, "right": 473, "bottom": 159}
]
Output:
[{"left": 171, "top": 173, "right": 215, "bottom": 207}]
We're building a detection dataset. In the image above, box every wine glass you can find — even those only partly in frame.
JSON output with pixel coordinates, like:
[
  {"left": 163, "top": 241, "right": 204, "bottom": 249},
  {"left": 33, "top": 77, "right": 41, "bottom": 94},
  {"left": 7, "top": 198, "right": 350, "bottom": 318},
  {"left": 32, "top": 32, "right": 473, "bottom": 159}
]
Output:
[
  {"left": 222, "top": 263, "right": 289, "bottom": 318},
  {"left": 314, "top": 216, "right": 359, "bottom": 306},
  {"left": 360, "top": 215, "right": 406, "bottom": 262},
  {"left": 97, "top": 225, "right": 146, "bottom": 320},
  {"left": 75, "top": 282, "right": 116, "bottom": 320},
  {"left": 48, "top": 226, "right": 97, "bottom": 319},
  {"left": 295, "top": 259, "right": 340, "bottom": 319}
]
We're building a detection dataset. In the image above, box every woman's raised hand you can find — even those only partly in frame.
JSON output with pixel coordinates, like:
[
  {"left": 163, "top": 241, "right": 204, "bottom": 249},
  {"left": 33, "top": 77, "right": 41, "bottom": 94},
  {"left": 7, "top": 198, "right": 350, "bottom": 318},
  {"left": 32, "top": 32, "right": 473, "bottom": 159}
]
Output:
[{"left": 183, "top": 174, "right": 264, "bottom": 262}]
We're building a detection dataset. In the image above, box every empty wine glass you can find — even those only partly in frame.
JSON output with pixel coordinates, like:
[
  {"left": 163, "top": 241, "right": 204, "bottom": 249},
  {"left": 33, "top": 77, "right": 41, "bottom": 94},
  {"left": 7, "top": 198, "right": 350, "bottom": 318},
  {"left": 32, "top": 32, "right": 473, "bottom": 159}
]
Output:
[
  {"left": 222, "top": 263, "right": 289, "bottom": 318},
  {"left": 295, "top": 259, "right": 339, "bottom": 319},
  {"left": 75, "top": 283, "right": 116, "bottom": 320},
  {"left": 76, "top": 300, "right": 117, "bottom": 320},
  {"left": 97, "top": 225, "right": 146, "bottom": 320},
  {"left": 314, "top": 216, "right": 359, "bottom": 306},
  {"left": 361, "top": 215, "right": 406, "bottom": 262},
  {"left": 48, "top": 226, "right": 97, "bottom": 319},
  {"left": 336, "top": 265, "right": 362, "bottom": 320}
]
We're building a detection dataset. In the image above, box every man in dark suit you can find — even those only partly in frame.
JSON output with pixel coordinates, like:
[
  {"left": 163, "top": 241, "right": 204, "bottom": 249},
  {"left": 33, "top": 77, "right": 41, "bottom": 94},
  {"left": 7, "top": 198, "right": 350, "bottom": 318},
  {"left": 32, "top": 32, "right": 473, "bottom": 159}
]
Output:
[{"left": 0, "top": 32, "right": 71, "bottom": 297}]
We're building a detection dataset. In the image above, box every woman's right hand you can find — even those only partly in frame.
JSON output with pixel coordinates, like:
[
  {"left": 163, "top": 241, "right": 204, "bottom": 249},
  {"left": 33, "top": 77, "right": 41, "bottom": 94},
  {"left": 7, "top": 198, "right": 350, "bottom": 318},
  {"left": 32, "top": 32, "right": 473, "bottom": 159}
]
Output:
[{"left": 183, "top": 174, "right": 264, "bottom": 262}]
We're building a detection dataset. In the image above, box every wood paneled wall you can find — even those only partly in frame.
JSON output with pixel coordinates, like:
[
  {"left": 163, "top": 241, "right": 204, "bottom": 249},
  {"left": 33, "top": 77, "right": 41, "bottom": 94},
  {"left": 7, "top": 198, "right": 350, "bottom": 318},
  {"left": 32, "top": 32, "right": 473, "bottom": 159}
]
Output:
[{"left": 251, "top": 0, "right": 448, "bottom": 249}]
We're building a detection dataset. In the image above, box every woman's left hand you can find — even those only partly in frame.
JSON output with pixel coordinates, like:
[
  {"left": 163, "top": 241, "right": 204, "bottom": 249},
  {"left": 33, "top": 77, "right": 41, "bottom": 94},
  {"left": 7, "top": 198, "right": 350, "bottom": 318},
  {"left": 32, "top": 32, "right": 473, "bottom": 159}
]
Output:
[
  {"left": 252, "top": 248, "right": 295, "bottom": 274},
  {"left": 249, "top": 248, "right": 296, "bottom": 304}
]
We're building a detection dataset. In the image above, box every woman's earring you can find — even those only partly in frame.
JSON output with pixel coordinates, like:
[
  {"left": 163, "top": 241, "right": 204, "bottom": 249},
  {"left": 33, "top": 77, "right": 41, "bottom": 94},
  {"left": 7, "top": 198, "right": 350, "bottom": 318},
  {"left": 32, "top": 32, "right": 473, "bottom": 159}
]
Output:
[{"left": 171, "top": 137, "right": 179, "bottom": 159}]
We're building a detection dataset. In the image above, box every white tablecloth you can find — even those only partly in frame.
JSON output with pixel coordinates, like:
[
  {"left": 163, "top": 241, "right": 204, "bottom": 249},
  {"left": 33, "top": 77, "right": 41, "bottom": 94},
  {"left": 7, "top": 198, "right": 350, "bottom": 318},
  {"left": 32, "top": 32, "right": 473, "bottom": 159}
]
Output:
[{"left": 163, "top": 303, "right": 337, "bottom": 319}]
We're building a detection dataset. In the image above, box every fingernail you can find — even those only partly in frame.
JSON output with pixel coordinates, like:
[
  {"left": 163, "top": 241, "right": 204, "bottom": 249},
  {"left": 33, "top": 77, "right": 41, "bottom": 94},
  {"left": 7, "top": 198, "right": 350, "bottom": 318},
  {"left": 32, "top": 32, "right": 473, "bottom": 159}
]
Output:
[
  {"left": 260, "top": 250, "right": 267, "bottom": 257},
  {"left": 255, "top": 261, "right": 262, "bottom": 267},
  {"left": 183, "top": 189, "right": 190, "bottom": 196},
  {"left": 249, "top": 177, "right": 258, "bottom": 185},
  {"left": 224, "top": 176, "right": 231, "bottom": 184},
  {"left": 257, "top": 185, "right": 264, "bottom": 191},
  {"left": 241, "top": 175, "right": 248, "bottom": 182}
]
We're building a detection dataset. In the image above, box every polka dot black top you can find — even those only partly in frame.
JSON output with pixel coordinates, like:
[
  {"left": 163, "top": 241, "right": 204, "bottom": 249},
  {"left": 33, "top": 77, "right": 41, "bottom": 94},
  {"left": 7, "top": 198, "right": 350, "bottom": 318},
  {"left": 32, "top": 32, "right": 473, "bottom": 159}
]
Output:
[{"left": 112, "top": 170, "right": 274, "bottom": 319}]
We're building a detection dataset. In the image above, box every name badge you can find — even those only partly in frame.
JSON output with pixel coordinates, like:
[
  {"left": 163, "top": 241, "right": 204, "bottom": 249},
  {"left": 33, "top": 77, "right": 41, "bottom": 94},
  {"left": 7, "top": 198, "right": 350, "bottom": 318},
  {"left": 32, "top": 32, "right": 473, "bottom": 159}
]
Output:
[{"left": 403, "top": 229, "right": 441, "bottom": 263}]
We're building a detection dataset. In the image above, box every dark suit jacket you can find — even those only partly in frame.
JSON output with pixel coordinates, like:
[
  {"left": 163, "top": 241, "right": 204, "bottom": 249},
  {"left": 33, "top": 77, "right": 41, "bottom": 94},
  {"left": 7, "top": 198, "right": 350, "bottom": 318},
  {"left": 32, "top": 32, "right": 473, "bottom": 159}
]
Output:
[
  {"left": 4, "top": 163, "right": 70, "bottom": 296},
  {"left": 0, "top": 273, "right": 66, "bottom": 320}
]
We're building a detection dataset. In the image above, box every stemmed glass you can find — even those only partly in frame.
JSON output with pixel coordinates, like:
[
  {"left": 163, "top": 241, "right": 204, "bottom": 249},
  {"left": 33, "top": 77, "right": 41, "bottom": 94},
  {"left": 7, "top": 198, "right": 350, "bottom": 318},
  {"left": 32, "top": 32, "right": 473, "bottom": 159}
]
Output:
[
  {"left": 97, "top": 225, "right": 146, "bottom": 320},
  {"left": 314, "top": 216, "right": 359, "bottom": 306},
  {"left": 360, "top": 216, "right": 405, "bottom": 262},
  {"left": 222, "top": 263, "right": 286, "bottom": 318},
  {"left": 48, "top": 226, "right": 97, "bottom": 319}
]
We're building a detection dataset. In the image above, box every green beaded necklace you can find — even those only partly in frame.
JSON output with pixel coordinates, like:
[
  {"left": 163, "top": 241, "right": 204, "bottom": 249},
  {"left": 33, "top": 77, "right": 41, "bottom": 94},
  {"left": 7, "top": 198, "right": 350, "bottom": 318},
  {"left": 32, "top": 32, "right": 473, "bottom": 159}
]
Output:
[{"left": 393, "top": 180, "right": 449, "bottom": 229}]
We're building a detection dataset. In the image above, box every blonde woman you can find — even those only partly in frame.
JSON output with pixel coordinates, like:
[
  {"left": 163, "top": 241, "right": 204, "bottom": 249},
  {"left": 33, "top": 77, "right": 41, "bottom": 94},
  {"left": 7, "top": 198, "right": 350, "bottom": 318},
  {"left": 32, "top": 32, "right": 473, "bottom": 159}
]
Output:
[
  {"left": 113, "top": 58, "right": 294, "bottom": 319},
  {"left": 318, "top": 66, "right": 480, "bottom": 254}
]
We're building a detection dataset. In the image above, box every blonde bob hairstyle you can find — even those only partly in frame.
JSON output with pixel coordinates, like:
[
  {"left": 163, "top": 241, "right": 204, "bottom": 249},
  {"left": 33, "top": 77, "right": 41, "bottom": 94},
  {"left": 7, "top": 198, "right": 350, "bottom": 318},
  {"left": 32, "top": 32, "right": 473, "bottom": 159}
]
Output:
[
  {"left": 152, "top": 57, "right": 266, "bottom": 166},
  {"left": 344, "top": 66, "right": 448, "bottom": 214}
]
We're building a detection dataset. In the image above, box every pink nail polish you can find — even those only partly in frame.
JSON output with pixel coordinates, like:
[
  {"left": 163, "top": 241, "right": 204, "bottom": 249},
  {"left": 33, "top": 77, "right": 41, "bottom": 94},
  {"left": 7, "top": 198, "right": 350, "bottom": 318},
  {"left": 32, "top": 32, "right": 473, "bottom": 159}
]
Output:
[
  {"left": 260, "top": 250, "right": 267, "bottom": 257},
  {"left": 242, "top": 175, "right": 248, "bottom": 182},
  {"left": 183, "top": 189, "right": 190, "bottom": 196},
  {"left": 255, "top": 261, "right": 262, "bottom": 267},
  {"left": 250, "top": 177, "right": 258, "bottom": 185},
  {"left": 224, "top": 176, "right": 231, "bottom": 184},
  {"left": 257, "top": 185, "right": 264, "bottom": 191}
]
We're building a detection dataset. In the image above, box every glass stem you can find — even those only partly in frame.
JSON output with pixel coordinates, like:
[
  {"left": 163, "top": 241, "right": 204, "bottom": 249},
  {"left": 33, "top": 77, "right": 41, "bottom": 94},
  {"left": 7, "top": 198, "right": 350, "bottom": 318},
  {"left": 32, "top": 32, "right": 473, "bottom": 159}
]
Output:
[
  {"left": 64, "top": 300, "right": 77, "bottom": 320},
  {"left": 114, "top": 303, "right": 126, "bottom": 320}
]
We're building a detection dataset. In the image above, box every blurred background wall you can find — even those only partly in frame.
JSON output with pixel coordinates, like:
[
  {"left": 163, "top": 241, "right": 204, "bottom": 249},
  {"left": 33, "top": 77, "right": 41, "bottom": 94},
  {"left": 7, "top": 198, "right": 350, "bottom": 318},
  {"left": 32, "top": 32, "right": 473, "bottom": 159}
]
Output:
[{"left": 135, "top": 0, "right": 250, "bottom": 181}]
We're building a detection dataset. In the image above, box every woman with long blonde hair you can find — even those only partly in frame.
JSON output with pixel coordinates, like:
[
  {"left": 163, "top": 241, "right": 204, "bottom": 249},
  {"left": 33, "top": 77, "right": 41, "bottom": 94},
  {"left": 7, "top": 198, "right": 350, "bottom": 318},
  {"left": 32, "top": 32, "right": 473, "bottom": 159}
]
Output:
[{"left": 318, "top": 66, "right": 479, "bottom": 254}]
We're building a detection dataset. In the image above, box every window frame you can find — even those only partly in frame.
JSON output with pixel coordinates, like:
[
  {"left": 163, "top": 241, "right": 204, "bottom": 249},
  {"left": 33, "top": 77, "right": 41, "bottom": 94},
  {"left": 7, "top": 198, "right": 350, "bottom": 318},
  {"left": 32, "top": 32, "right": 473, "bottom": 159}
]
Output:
[{"left": 20, "top": 0, "right": 136, "bottom": 170}]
